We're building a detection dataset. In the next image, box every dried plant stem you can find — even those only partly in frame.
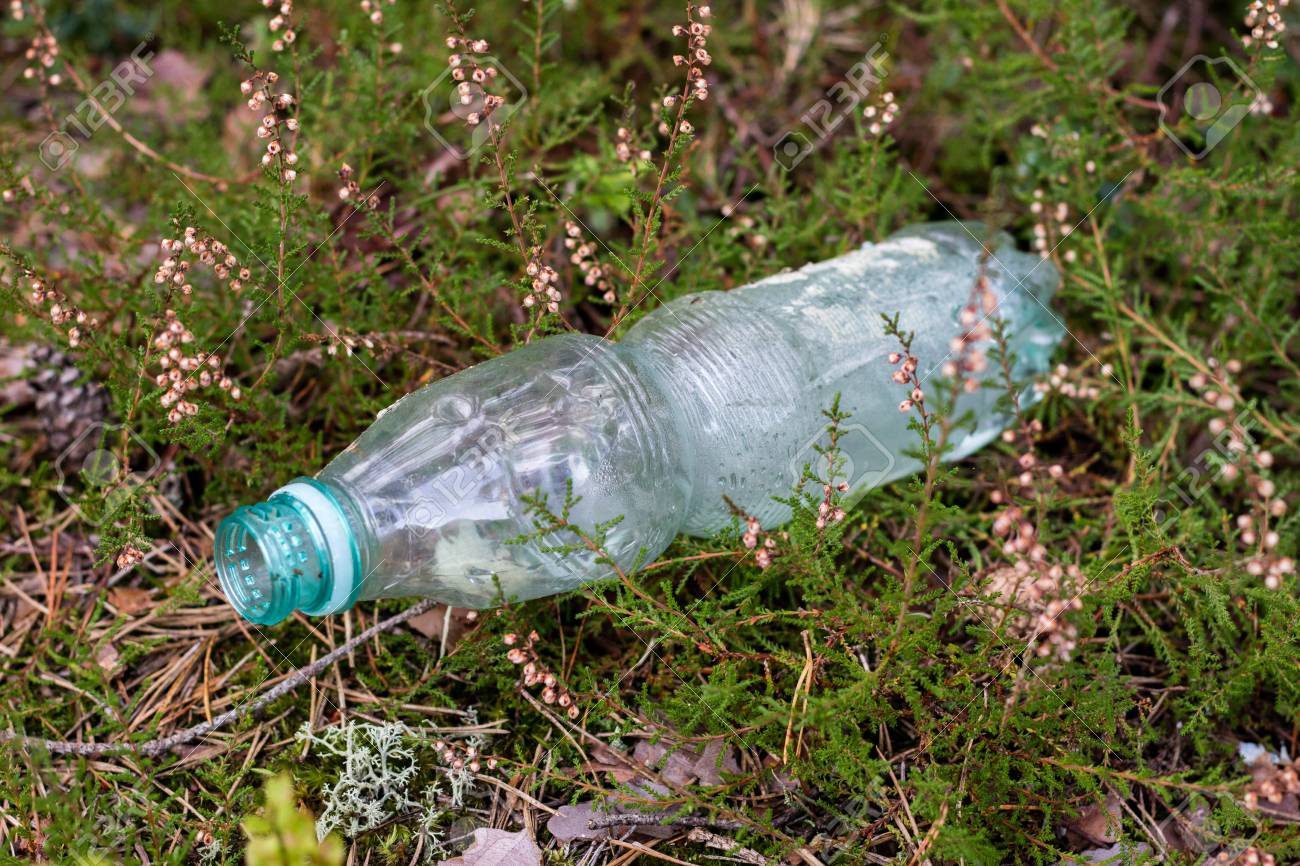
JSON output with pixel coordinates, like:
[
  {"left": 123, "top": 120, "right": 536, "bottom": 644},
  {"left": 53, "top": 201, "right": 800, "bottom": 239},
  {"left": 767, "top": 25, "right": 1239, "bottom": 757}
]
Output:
[{"left": 0, "top": 599, "right": 437, "bottom": 758}]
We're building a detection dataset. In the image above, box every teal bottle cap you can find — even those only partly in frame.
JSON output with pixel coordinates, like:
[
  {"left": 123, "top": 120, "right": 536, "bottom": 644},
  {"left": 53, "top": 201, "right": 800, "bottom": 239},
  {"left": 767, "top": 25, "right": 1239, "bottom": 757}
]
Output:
[{"left": 215, "top": 477, "right": 361, "bottom": 624}]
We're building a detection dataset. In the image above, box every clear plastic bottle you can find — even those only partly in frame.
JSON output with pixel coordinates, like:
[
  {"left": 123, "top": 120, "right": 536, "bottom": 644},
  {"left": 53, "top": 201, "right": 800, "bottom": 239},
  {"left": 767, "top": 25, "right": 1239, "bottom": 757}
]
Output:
[{"left": 216, "top": 222, "right": 1063, "bottom": 624}]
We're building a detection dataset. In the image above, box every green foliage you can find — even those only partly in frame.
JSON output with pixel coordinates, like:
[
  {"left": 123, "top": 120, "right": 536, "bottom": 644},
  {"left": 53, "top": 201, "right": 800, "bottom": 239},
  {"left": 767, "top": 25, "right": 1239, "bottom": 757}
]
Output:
[
  {"left": 242, "top": 774, "right": 344, "bottom": 866},
  {"left": 1, "top": 0, "right": 1298, "bottom": 864}
]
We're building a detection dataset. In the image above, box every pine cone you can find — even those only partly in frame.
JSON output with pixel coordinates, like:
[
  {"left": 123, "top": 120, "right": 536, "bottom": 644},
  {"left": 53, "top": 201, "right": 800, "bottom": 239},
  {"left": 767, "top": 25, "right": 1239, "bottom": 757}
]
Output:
[{"left": 26, "top": 344, "right": 111, "bottom": 462}]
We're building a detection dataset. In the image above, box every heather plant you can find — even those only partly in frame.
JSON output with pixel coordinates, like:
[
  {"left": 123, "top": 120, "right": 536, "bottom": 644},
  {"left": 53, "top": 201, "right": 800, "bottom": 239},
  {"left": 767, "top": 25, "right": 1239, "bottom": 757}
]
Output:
[{"left": 0, "top": 0, "right": 1298, "bottom": 864}]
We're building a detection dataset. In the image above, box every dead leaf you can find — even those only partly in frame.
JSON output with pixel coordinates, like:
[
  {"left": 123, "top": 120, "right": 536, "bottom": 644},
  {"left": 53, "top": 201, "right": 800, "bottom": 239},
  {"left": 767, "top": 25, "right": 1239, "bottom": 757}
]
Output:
[
  {"left": 437, "top": 828, "right": 540, "bottom": 866},
  {"left": 546, "top": 802, "right": 676, "bottom": 842},
  {"left": 406, "top": 606, "right": 446, "bottom": 640},
  {"left": 576, "top": 761, "right": 640, "bottom": 783},
  {"left": 222, "top": 107, "right": 261, "bottom": 170},
  {"left": 693, "top": 738, "right": 740, "bottom": 786},
  {"left": 1063, "top": 792, "right": 1122, "bottom": 848},
  {"left": 108, "top": 586, "right": 153, "bottom": 616},
  {"left": 633, "top": 737, "right": 702, "bottom": 785},
  {"left": 405, "top": 603, "right": 477, "bottom": 646},
  {"left": 584, "top": 738, "right": 630, "bottom": 766},
  {"left": 95, "top": 642, "right": 120, "bottom": 673}
]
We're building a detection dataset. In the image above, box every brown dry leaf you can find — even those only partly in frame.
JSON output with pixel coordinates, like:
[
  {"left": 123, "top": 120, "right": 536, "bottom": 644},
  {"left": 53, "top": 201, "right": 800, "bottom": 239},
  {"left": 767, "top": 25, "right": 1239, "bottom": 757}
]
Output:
[
  {"left": 693, "top": 738, "right": 741, "bottom": 786},
  {"left": 577, "top": 761, "right": 640, "bottom": 783},
  {"left": 629, "top": 735, "right": 740, "bottom": 787},
  {"left": 406, "top": 606, "right": 447, "bottom": 640},
  {"left": 437, "top": 828, "right": 540, "bottom": 866},
  {"left": 108, "top": 586, "right": 154, "bottom": 616},
  {"left": 222, "top": 106, "right": 261, "bottom": 169},
  {"left": 95, "top": 642, "right": 120, "bottom": 673},
  {"left": 405, "top": 603, "right": 477, "bottom": 650},
  {"left": 632, "top": 737, "right": 701, "bottom": 785},
  {"left": 1059, "top": 842, "right": 1151, "bottom": 865},
  {"left": 585, "top": 737, "right": 630, "bottom": 766},
  {"left": 1062, "top": 792, "right": 1122, "bottom": 848},
  {"left": 1248, "top": 754, "right": 1277, "bottom": 784}
]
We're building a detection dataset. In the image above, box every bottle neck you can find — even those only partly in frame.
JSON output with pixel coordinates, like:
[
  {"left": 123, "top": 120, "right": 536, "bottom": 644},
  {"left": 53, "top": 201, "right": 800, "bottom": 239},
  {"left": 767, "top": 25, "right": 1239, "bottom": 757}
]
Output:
[{"left": 215, "top": 477, "right": 363, "bottom": 624}]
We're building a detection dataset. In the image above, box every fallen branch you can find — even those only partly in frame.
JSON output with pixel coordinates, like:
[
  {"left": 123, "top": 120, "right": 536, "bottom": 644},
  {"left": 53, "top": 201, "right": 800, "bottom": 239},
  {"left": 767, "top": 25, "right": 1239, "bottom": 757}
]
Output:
[
  {"left": 0, "top": 599, "right": 437, "bottom": 758},
  {"left": 685, "top": 828, "right": 769, "bottom": 865},
  {"left": 587, "top": 812, "right": 742, "bottom": 831}
]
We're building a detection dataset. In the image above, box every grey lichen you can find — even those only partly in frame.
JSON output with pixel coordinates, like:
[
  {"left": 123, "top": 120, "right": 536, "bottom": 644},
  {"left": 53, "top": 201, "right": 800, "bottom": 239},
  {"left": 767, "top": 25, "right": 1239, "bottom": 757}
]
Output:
[
  {"left": 296, "top": 721, "right": 423, "bottom": 840},
  {"left": 296, "top": 719, "right": 489, "bottom": 853}
]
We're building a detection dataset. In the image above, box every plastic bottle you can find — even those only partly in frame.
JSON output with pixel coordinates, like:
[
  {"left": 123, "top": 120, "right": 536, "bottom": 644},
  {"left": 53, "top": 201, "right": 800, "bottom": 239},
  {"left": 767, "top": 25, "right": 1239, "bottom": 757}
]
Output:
[{"left": 215, "top": 222, "right": 1063, "bottom": 624}]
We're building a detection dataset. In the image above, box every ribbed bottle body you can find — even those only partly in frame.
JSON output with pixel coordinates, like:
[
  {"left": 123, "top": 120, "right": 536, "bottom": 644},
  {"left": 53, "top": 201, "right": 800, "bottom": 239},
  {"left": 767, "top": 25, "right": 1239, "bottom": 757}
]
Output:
[{"left": 620, "top": 222, "right": 1062, "bottom": 534}]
